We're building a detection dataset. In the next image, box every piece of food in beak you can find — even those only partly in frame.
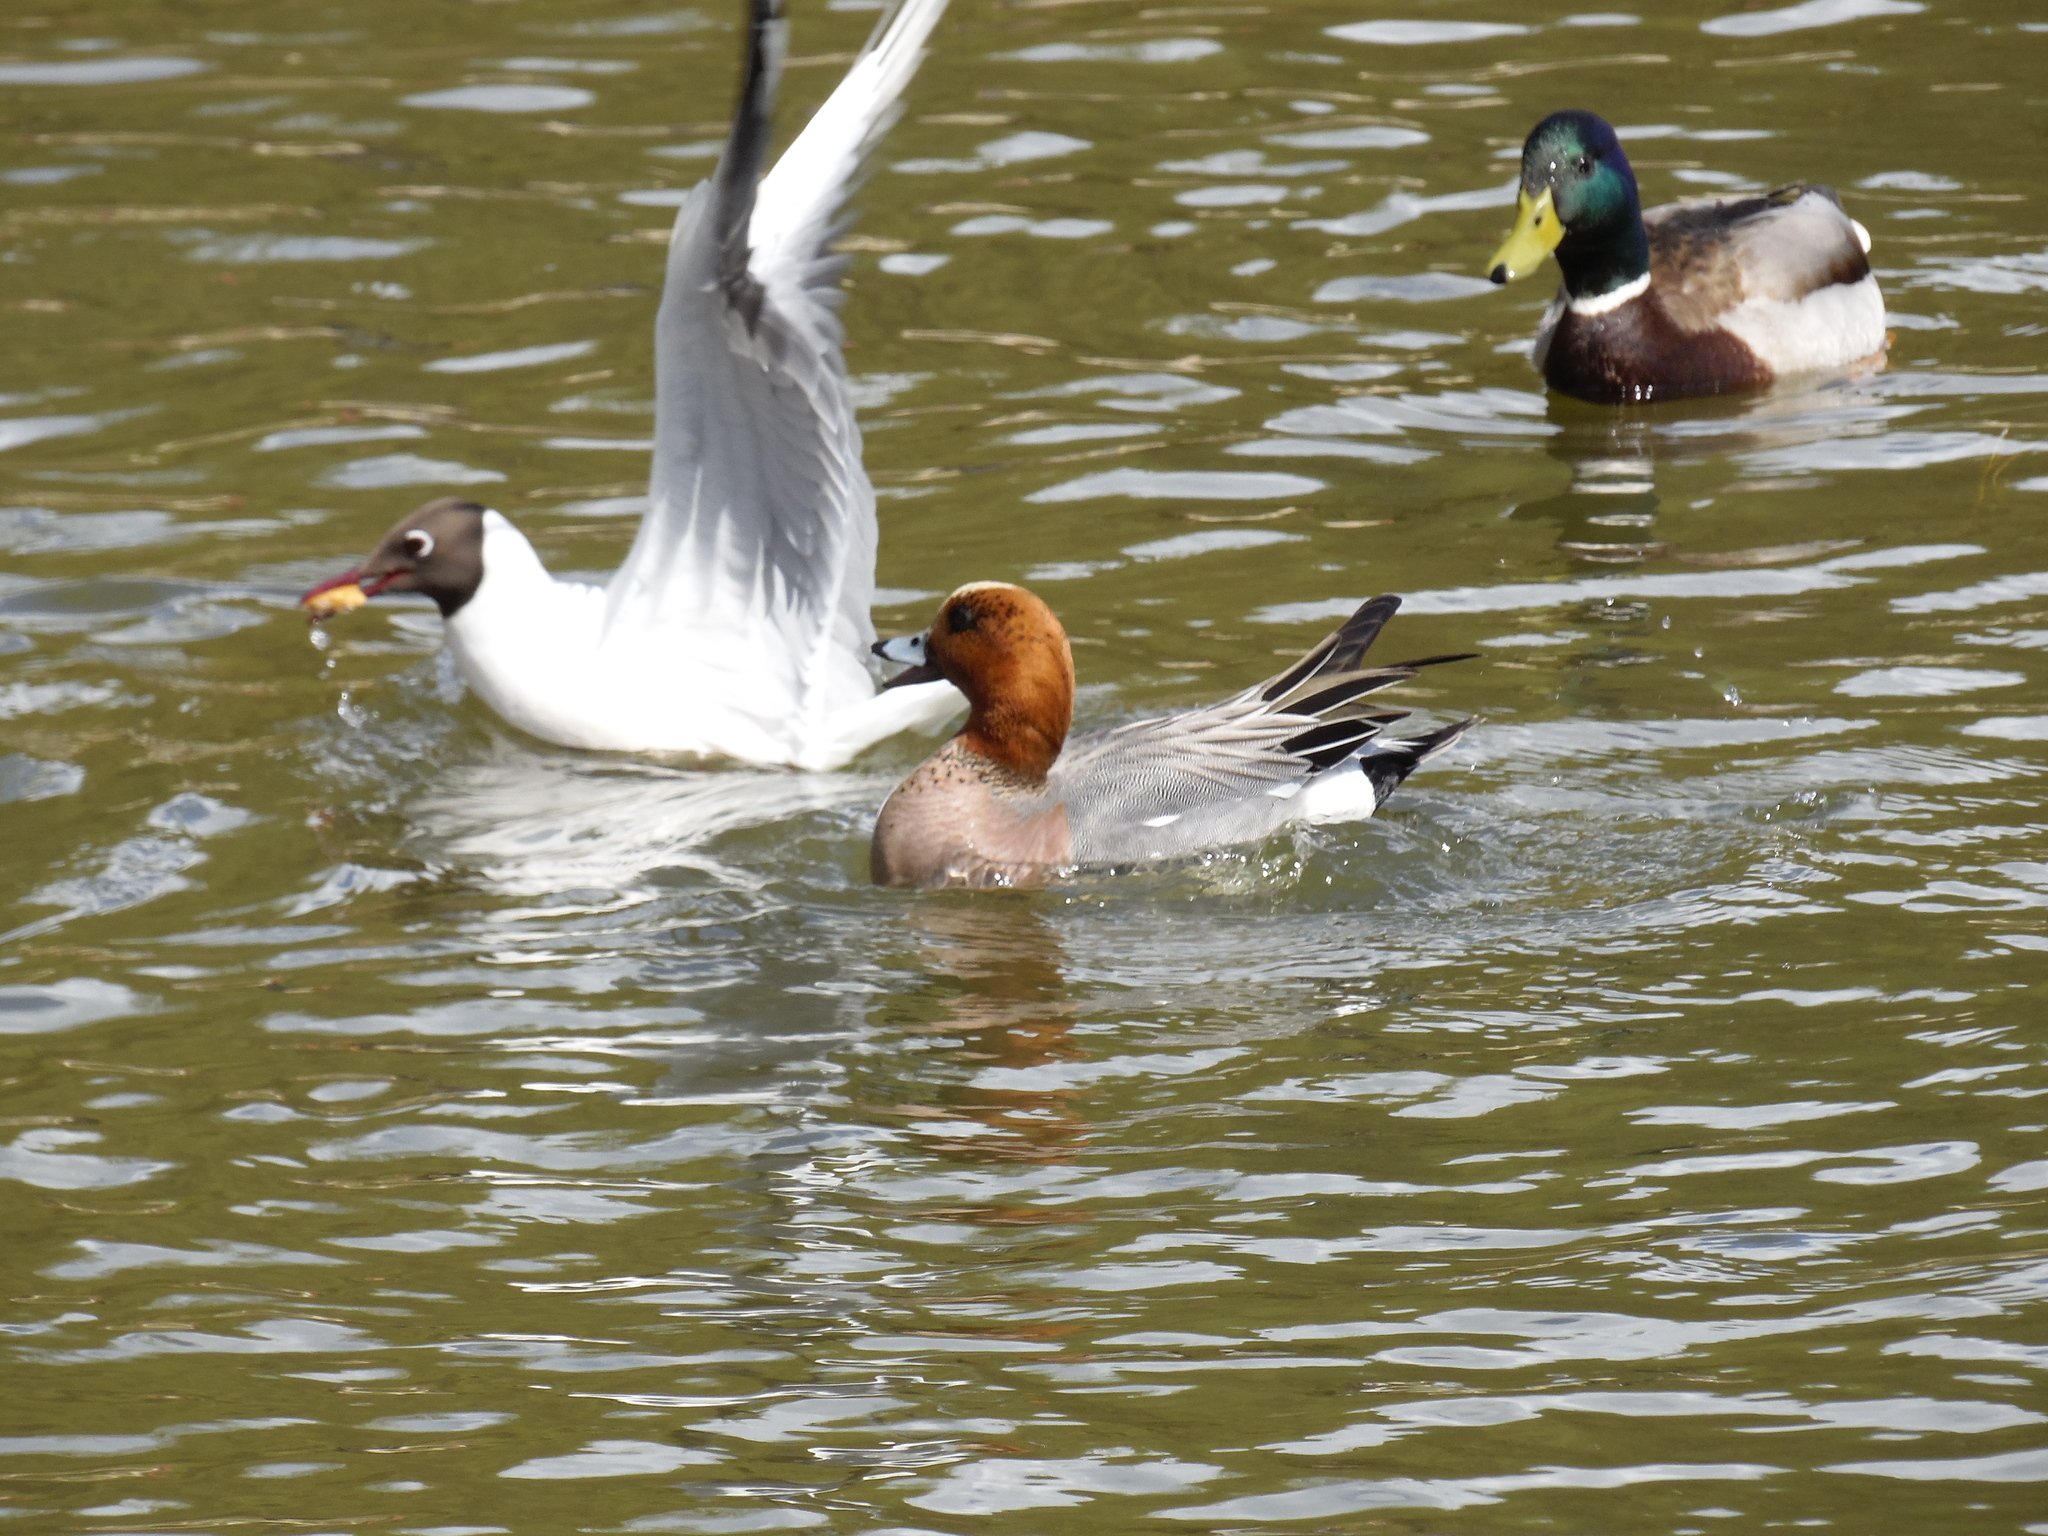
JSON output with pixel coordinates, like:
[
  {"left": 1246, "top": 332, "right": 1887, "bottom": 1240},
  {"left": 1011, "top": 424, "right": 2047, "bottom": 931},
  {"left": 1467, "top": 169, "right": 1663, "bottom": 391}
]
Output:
[{"left": 302, "top": 572, "right": 369, "bottom": 623}]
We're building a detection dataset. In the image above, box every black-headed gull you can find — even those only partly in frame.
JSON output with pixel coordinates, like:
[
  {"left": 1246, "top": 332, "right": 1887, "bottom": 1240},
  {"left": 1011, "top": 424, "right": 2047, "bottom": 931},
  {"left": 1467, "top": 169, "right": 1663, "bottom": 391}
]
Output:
[{"left": 303, "top": 0, "right": 960, "bottom": 769}]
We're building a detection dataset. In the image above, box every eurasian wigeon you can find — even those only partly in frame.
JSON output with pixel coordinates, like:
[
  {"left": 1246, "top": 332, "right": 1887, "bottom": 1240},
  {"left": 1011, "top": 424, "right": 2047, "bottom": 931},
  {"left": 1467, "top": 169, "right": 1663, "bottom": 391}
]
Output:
[
  {"left": 298, "top": 0, "right": 961, "bottom": 769},
  {"left": 869, "top": 583, "right": 1474, "bottom": 888}
]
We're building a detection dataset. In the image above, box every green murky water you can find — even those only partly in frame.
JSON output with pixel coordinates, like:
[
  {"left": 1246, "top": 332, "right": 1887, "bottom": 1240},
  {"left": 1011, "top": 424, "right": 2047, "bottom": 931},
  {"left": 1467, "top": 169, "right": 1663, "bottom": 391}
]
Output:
[{"left": 4, "top": 1, "right": 2047, "bottom": 1531}]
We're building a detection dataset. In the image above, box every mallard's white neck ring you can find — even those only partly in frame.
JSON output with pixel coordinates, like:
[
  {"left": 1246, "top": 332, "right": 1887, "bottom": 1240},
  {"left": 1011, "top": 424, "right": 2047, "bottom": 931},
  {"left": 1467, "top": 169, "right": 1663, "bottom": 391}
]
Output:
[{"left": 1567, "top": 271, "right": 1651, "bottom": 318}]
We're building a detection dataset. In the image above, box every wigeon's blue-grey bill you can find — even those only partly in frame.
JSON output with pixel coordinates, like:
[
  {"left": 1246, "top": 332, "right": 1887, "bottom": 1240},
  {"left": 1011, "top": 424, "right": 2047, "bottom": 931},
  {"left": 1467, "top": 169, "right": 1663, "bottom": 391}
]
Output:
[{"left": 875, "top": 631, "right": 942, "bottom": 689}]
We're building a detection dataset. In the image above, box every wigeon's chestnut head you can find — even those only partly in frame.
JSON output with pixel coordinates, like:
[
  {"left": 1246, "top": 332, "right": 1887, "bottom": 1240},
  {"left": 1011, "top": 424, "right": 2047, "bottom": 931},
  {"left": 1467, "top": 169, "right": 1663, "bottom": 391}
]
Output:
[
  {"left": 879, "top": 582, "right": 1075, "bottom": 782},
  {"left": 301, "top": 498, "right": 488, "bottom": 623},
  {"left": 869, "top": 586, "right": 1476, "bottom": 891}
]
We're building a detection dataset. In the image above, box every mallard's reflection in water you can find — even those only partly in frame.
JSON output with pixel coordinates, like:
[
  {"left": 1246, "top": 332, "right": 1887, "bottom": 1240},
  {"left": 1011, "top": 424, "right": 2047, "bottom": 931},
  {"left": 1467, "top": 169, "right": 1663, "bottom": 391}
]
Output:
[
  {"left": 868, "top": 899, "right": 1087, "bottom": 1166},
  {"left": 1516, "top": 369, "right": 1912, "bottom": 566},
  {"left": 1510, "top": 399, "right": 1666, "bottom": 563}
]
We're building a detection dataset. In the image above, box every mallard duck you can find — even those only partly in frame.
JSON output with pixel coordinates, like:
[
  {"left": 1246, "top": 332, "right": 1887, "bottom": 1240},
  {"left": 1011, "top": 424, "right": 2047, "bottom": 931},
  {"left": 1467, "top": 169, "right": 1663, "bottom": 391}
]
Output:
[{"left": 1487, "top": 110, "right": 1886, "bottom": 405}]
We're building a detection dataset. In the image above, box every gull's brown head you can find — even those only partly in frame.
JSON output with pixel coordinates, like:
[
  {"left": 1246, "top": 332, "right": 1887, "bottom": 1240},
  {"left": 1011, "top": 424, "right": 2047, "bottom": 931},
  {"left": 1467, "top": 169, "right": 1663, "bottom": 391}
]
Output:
[
  {"left": 874, "top": 582, "right": 1075, "bottom": 782},
  {"left": 301, "top": 497, "right": 489, "bottom": 623}
]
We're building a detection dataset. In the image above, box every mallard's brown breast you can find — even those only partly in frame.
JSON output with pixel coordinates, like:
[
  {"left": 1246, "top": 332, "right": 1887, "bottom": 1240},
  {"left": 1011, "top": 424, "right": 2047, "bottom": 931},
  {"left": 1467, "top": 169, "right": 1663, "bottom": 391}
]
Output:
[{"left": 1542, "top": 288, "right": 1772, "bottom": 405}]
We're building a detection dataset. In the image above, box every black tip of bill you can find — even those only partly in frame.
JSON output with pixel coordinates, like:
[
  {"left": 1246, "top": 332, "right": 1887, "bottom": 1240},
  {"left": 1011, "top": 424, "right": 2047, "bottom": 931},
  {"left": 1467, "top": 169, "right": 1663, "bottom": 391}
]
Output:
[
  {"left": 879, "top": 660, "right": 942, "bottom": 691},
  {"left": 1488, "top": 264, "right": 1508, "bottom": 285}
]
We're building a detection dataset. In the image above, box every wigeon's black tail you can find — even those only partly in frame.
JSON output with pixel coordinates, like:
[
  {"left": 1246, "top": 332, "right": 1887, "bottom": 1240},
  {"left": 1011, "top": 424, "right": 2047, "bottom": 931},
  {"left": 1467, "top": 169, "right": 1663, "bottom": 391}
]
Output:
[{"left": 1355, "top": 715, "right": 1477, "bottom": 807}]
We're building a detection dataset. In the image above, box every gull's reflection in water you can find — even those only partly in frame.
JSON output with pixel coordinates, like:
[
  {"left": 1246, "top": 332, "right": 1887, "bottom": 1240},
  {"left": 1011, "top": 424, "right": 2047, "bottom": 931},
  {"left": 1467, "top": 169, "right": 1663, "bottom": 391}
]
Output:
[
  {"left": 404, "top": 736, "right": 887, "bottom": 897},
  {"left": 397, "top": 739, "right": 903, "bottom": 1105},
  {"left": 867, "top": 899, "right": 1088, "bottom": 1166}
]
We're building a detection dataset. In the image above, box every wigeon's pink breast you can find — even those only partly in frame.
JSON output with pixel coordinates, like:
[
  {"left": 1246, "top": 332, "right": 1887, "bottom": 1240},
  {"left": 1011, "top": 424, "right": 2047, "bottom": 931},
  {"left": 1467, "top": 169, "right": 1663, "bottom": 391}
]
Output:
[{"left": 870, "top": 741, "right": 1074, "bottom": 889}]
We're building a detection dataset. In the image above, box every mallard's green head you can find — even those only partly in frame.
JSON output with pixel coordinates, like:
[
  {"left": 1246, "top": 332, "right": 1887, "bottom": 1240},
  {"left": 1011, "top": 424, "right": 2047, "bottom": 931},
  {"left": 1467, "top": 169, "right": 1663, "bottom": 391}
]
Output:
[{"left": 1489, "top": 110, "right": 1648, "bottom": 300}]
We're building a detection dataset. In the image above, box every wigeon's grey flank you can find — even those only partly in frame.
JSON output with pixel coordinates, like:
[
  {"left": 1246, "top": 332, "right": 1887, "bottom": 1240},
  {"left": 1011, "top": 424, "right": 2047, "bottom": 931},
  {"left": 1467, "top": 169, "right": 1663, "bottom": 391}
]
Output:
[{"left": 869, "top": 582, "right": 1475, "bottom": 889}]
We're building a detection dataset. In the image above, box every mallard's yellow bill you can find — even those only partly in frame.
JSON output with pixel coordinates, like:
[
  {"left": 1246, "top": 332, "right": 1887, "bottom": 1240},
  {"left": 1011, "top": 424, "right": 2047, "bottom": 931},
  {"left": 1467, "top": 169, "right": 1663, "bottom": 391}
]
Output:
[
  {"left": 1488, "top": 188, "right": 1562, "bottom": 284},
  {"left": 302, "top": 581, "right": 367, "bottom": 622}
]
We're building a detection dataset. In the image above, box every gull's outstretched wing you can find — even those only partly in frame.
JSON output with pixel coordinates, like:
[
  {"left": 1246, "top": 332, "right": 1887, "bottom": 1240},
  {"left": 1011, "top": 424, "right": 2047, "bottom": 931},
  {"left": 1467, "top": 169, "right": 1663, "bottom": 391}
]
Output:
[{"left": 601, "top": 0, "right": 952, "bottom": 751}]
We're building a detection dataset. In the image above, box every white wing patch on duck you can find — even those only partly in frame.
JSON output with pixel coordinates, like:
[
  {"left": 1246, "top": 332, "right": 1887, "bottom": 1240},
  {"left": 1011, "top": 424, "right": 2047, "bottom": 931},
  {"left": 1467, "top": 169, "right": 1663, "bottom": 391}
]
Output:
[{"left": 1299, "top": 758, "right": 1380, "bottom": 824}]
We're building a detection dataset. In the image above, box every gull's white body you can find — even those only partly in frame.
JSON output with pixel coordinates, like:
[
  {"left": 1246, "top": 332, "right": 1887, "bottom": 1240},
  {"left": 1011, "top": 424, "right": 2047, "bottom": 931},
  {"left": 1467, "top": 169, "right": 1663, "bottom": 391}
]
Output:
[{"left": 442, "top": 0, "right": 960, "bottom": 769}]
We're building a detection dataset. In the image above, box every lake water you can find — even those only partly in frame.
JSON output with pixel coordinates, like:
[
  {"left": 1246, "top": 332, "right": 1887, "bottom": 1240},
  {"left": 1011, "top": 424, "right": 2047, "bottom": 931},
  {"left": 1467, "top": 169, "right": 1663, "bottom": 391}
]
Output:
[{"left": 4, "top": 1, "right": 2047, "bottom": 1531}]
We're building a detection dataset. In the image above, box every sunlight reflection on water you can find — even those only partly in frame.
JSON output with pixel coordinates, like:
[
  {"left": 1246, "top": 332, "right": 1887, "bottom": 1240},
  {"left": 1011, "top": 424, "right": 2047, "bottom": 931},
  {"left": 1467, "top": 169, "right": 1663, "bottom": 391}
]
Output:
[{"left": 1, "top": 1, "right": 2045, "bottom": 1533}]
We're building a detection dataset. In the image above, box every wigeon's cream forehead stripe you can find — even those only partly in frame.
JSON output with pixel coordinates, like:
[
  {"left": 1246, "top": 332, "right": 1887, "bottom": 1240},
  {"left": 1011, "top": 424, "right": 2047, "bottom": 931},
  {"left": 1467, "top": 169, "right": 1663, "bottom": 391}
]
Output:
[{"left": 948, "top": 580, "right": 1023, "bottom": 600}]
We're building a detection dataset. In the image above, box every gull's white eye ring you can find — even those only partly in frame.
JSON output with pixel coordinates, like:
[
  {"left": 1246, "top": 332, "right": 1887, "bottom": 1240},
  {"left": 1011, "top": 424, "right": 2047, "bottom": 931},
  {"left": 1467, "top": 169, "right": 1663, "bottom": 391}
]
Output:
[{"left": 403, "top": 529, "right": 435, "bottom": 559}]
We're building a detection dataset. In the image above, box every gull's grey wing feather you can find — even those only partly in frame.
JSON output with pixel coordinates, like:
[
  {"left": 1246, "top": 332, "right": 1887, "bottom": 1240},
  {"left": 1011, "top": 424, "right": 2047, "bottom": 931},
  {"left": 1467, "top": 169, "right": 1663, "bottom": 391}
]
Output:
[
  {"left": 601, "top": 0, "right": 951, "bottom": 742},
  {"left": 751, "top": 0, "right": 952, "bottom": 295}
]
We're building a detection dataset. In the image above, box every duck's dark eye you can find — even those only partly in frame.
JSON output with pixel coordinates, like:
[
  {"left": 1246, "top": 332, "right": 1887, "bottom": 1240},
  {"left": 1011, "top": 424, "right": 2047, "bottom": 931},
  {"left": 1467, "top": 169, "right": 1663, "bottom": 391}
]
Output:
[
  {"left": 948, "top": 604, "right": 979, "bottom": 634},
  {"left": 403, "top": 529, "right": 435, "bottom": 559},
  {"left": 1576, "top": 155, "right": 1592, "bottom": 175}
]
